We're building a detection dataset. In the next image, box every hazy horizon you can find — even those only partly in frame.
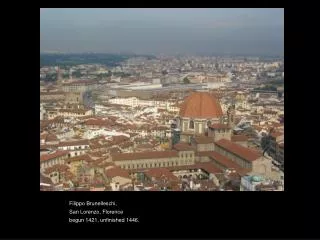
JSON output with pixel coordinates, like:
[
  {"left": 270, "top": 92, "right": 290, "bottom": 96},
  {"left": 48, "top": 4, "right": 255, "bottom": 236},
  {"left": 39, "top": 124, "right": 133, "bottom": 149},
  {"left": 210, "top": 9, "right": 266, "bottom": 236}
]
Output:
[{"left": 40, "top": 8, "right": 284, "bottom": 56}]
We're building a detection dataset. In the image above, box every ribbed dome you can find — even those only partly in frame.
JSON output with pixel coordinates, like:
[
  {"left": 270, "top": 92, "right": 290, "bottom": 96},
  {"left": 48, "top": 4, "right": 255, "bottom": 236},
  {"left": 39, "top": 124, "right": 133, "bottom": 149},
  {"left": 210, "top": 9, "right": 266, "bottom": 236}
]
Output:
[{"left": 179, "top": 92, "right": 223, "bottom": 118}]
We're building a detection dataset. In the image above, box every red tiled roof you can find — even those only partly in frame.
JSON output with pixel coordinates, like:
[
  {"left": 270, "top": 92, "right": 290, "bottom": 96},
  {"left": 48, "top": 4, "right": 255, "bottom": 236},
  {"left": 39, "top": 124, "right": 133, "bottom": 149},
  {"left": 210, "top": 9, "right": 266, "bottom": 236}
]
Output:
[
  {"left": 90, "top": 143, "right": 103, "bottom": 150},
  {"left": 215, "top": 139, "right": 261, "bottom": 162},
  {"left": 119, "top": 141, "right": 134, "bottom": 148},
  {"left": 67, "top": 154, "right": 92, "bottom": 163},
  {"left": 210, "top": 124, "right": 230, "bottom": 129},
  {"left": 145, "top": 168, "right": 179, "bottom": 182},
  {"left": 109, "top": 147, "right": 121, "bottom": 154},
  {"left": 41, "top": 144, "right": 59, "bottom": 149},
  {"left": 209, "top": 151, "right": 244, "bottom": 169},
  {"left": 40, "top": 151, "right": 69, "bottom": 162},
  {"left": 105, "top": 167, "right": 131, "bottom": 179},
  {"left": 194, "top": 162, "right": 222, "bottom": 174},
  {"left": 173, "top": 142, "right": 194, "bottom": 151},
  {"left": 58, "top": 140, "right": 89, "bottom": 147},
  {"left": 44, "top": 164, "right": 70, "bottom": 174},
  {"left": 179, "top": 92, "right": 223, "bottom": 118},
  {"left": 89, "top": 151, "right": 104, "bottom": 158},
  {"left": 84, "top": 119, "right": 114, "bottom": 126},
  {"left": 193, "top": 136, "right": 214, "bottom": 144},
  {"left": 112, "top": 135, "right": 130, "bottom": 144},
  {"left": 231, "top": 135, "right": 248, "bottom": 142},
  {"left": 112, "top": 151, "right": 178, "bottom": 161},
  {"left": 195, "top": 151, "right": 213, "bottom": 157},
  {"left": 40, "top": 173, "right": 53, "bottom": 185},
  {"left": 46, "top": 133, "right": 58, "bottom": 142}
]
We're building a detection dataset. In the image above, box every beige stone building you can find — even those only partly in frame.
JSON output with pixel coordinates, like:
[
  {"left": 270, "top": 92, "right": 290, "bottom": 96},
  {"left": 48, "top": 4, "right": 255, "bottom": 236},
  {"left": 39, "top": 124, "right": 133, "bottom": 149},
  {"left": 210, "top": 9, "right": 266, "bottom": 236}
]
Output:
[
  {"left": 40, "top": 150, "right": 70, "bottom": 170},
  {"left": 57, "top": 109, "right": 93, "bottom": 118},
  {"left": 62, "top": 80, "right": 98, "bottom": 93},
  {"left": 65, "top": 92, "right": 83, "bottom": 104},
  {"left": 112, "top": 150, "right": 195, "bottom": 170},
  {"left": 107, "top": 91, "right": 280, "bottom": 184},
  {"left": 57, "top": 140, "right": 90, "bottom": 157},
  {"left": 40, "top": 91, "right": 66, "bottom": 102}
]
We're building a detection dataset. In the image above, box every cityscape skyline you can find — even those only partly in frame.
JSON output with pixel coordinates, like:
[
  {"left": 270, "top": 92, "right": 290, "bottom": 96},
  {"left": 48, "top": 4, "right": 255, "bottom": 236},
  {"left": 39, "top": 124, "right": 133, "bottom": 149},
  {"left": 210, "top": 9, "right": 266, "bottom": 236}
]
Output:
[{"left": 40, "top": 8, "right": 284, "bottom": 192}]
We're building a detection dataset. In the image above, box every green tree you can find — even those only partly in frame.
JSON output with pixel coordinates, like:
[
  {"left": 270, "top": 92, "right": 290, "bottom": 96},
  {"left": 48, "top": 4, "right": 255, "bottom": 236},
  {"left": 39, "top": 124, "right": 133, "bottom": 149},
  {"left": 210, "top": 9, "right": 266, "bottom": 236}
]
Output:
[
  {"left": 183, "top": 77, "right": 190, "bottom": 84},
  {"left": 72, "top": 70, "right": 82, "bottom": 78},
  {"left": 62, "top": 73, "right": 69, "bottom": 79},
  {"left": 44, "top": 73, "right": 57, "bottom": 82}
]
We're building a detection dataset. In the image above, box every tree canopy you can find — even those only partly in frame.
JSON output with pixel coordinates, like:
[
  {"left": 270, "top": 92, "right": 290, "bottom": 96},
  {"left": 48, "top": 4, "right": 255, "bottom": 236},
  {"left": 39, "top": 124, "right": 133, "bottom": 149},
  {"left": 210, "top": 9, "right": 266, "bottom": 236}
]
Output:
[{"left": 183, "top": 77, "right": 190, "bottom": 84}]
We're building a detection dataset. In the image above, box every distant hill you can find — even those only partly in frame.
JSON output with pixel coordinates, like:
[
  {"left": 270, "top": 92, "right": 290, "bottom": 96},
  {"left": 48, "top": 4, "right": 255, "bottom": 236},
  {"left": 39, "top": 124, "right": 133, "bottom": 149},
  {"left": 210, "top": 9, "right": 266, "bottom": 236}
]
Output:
[{"left": 40, "top": 53, "right": 155, "bottom": 68}]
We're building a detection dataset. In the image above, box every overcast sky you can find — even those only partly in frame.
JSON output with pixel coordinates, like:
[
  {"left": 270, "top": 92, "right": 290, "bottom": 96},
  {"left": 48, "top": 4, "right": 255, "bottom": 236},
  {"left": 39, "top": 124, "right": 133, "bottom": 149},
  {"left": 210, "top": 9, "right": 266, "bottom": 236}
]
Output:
[{"left": 40, "top": 8, "right": 284, "bottom": 56}]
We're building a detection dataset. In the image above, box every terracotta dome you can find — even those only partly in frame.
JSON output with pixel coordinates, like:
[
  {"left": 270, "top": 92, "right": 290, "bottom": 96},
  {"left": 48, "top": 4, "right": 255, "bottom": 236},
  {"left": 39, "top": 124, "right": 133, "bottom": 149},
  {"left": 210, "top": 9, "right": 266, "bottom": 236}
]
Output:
[{"left": 179, "top": 92, "right": 223, "bottom": 118}]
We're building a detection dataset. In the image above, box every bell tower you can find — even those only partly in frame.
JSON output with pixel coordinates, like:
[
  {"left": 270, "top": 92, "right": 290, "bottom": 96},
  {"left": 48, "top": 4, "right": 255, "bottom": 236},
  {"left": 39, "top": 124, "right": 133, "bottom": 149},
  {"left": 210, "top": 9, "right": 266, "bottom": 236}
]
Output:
[{"left": 227, "top": 103, "right": 235, "bottom": 129}]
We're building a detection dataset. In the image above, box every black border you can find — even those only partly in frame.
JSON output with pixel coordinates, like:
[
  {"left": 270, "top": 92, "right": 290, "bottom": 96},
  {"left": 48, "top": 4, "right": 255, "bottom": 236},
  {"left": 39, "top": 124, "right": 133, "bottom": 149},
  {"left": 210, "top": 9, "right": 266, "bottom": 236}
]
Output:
[{"left": 1, "top": 6, "right": 310, "bottom": 239}]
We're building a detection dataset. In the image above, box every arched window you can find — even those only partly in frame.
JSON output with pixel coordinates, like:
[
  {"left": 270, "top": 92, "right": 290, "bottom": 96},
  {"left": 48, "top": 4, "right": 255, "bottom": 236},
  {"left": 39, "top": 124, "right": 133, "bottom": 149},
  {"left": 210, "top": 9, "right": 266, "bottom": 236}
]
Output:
[
  {"left": 207, "top": 120, "right": 212, "bottom": 127},
  {"left": 189, "top": 120, "right": 194, "bottom": 129}
]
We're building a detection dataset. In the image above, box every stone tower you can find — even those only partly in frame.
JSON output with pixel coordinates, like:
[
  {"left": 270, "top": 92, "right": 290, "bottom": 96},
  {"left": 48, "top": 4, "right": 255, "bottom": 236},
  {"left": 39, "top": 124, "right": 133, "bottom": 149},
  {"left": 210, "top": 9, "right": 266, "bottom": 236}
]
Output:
[{"left": 227, "top": 104, "right": 236, "bottom": 129}]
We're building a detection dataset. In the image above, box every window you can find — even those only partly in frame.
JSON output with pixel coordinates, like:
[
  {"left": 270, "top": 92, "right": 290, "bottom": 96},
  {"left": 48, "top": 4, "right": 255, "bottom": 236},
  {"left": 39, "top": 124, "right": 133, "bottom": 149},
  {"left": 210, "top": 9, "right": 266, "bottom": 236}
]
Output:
[
  {"left": 189, "top": 120, "right": 194, "bottom": 129},
  {"left": 207, "top": 120, "right": 212, "bottom": 127}
]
